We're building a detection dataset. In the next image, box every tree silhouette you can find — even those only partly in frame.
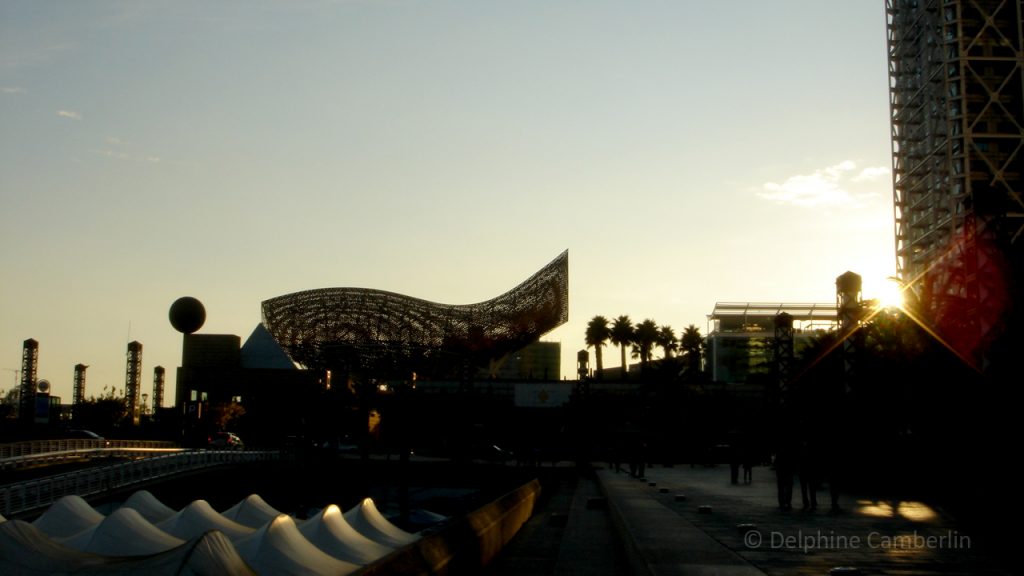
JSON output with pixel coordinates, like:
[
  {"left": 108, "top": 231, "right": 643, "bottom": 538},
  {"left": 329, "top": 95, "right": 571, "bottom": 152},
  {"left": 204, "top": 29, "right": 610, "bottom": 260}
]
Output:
[
  {"left": 680, "top": 324, "right": 703, "bottom": 376},
  {"left": 72, "top": 396, "right": 129, "bottom": 434},
  {"left": 585, "top": 315, "right": 611, "bottom": 380},
  {"left": 208, "top": 401, "right": 247, "bottom": 431},
  {"left": 0, "top": 388, "right": 17, "bottom": 420},
  {"left": 657, "top": 325, "right": 678, "bottom": 359},
  {"left": 633, "top": 319, "right": 660, "bottom": 373},
  {"left": 610, "top": 315, "right": 634, "bottom": 380}
]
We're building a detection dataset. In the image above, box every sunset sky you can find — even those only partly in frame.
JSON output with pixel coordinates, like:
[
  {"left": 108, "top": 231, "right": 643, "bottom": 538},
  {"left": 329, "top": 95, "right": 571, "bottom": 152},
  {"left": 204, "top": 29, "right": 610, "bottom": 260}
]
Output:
[{"left": 1, "top": 1, "right": 895, "bottom": 404}]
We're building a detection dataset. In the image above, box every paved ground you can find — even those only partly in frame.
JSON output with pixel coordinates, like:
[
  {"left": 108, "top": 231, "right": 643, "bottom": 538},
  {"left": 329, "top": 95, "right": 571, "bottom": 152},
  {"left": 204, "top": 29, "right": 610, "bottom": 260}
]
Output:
[
  {"left": 490, "top": 463, "right": 1014, "bottom": 576},
  {"left": 484, "top": 470, "right": 631, "bottom": 576}
]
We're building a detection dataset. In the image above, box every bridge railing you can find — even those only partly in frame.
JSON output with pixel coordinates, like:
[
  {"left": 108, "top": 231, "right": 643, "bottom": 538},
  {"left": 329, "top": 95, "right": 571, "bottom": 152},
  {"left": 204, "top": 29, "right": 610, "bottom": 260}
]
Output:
[
  {"left": 1, "top": 438, "right": 177, "bottom": 459},
  {"left": 0, "top": 449, "right": 278, "bottom": 518},
  {"left": 0, "top": 439, "right": 181, "bottom": 471}
]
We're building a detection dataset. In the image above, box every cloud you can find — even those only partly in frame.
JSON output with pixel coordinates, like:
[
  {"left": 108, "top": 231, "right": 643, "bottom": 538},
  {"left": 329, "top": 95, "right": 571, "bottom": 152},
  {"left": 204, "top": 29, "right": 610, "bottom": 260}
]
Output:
[
  {"left": 91, "top": 148, "right": 165, "bottom": 165},
  {"left": 757, "top": 161, "right": 885, "bottom": 208},
  {"left": 92, "top": 148, "right": 129, "bottom": 160},
  {"left": 823, "top": 160, "right": 857, "bottom": 178},
  {"left": 91, "top": 136, "right": 179, "bottom": 166},
  {"left": 853, "top": 165, "right": 890, "bottom": 182},
  {"left": 57, "top": 109, "right": 82, "bottom": 120},
  {"left": 2, "top": 86, "right": 26, "bottom": 94}
]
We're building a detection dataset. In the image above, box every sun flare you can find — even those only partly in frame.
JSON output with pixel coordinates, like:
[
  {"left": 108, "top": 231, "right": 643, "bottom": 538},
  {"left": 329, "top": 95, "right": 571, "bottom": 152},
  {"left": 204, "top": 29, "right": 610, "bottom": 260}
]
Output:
[{"left": 874, "top": 277, "right": 906, "bottom": 310}]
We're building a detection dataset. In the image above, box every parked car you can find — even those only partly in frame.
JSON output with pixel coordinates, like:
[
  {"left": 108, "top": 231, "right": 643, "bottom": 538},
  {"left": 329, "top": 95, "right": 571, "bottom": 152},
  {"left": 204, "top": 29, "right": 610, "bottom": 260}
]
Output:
[
  {"left": 208, "top": 432, "right": 244, "bottom": 450},
  {"left": 65, "top": 429, "right": 111, "bottom": 446},
  {"left": 66, "top": 429, "right": 104, "bottom": 440},
  {"left": 319, "top": 435, "right": 359, "bottom": 454}
]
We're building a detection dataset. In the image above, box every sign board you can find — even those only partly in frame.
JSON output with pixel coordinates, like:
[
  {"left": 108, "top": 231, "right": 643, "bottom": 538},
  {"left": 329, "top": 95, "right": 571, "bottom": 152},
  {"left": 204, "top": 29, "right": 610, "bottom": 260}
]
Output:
[
  {"left": 514, "top": 382, "right": 571, "bottom": 408},
  {"left": 34, "top": 393, "right": 50, "bottom": 424}
]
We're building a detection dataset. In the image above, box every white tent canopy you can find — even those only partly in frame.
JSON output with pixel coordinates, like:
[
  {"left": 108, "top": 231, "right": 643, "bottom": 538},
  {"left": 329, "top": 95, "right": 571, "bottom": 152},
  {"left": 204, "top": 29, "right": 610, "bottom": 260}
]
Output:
[
  {"left": 60, "top": 508, "right": 184, "bottom": 556},
  {"left": 343, "top": 498, "right": 420, "bottom": 548},
  {"left": 0, "top": 520, "right": 256, "bottom": 575},
  {"left": 298, "top": 504, "right": 394, "bottom": 565},
  {"left": 1, "top": 493, "right": 431, "bottom": 574},
  {"left": 233, "top": 515, "right": 359, "bottom": 576},
  {"left": 157, "top": 500, "right": 255, "bottom": 541},
  {"left": 32, "top": 495, "right": 104, "bottom": 539},
  {"left": 119, "top": 490, "right": 177, "bottom": 524},
  {"left": 222, "top": 494, "right": 284, "bottom": 529}
]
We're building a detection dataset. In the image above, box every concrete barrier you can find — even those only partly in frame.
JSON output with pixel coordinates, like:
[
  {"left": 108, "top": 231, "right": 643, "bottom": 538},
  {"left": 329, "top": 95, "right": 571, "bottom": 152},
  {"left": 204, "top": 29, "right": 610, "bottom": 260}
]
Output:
[{"left": 354, "top": 478, "right": 541, "bottom": 576}]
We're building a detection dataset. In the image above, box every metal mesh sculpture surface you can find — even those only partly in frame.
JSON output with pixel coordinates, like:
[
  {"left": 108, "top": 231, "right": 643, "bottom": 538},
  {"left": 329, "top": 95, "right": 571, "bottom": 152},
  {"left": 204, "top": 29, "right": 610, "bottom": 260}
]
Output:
[{"left": 261, "top": 251, "right": 568, "bottom": 378}]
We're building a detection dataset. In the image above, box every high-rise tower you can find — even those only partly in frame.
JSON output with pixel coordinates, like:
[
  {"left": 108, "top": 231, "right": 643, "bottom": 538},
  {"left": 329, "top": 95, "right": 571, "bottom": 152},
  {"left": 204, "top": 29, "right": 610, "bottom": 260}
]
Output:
[
  {"left": 19, "top": 339, "right": 38, "bottom": 422},
  {"left": 886, "top": 0, "right": 1024, "bottom": 362},
  {"left": 73, "top": 364, "right": 88, "bottom": 405},
  {"left": 126, "top": 341, "right": 143, "bottom": 426},
  {"left": 153, "top": 366, "right": 165, "bottom": 413}
]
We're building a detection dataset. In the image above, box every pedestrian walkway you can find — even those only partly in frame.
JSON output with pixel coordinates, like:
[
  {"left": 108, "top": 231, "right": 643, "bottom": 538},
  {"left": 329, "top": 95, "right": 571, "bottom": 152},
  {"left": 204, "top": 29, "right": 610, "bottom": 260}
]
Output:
[
  {"left": 596, "top": 464, "right": 1011, "bottom": 576},
  {"left": 484, "top": 470, "right": 631, "bottom": 576}
]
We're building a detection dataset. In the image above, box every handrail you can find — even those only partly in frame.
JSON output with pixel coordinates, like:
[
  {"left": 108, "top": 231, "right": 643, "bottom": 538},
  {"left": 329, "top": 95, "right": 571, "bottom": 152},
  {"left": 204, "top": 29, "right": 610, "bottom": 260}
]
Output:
[
  {"left": 0, "top": 439, "right": 178, "bottom": 459},
  {"left": 0, "top": 449, "right": 279, "bottom": 517},
  {"left": 0, "top": 439, "right": 181, "bottom": 471}
]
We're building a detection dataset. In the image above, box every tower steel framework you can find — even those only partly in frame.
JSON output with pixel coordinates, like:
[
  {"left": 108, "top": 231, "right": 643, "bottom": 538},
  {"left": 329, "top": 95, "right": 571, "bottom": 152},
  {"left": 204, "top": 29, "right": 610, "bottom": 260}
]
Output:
[
  {"left": 18, "top": 339, "right": 38, "bottom": 422},
  {"left": 262, "top": 251, "right": 569, "bottom": 378},
  {"left": 772, "top": 312, "right": 795, "bottom": 405},
  {"left": 125, "top": 341, "right": 142, "bottom": 425},
  {"left": 887, "top": 0, "right": 1024, "bottom": 359},
  {"left": 153, "top": 366, "right": 165, "bottom": 412},
  {"left": 73, "top": 364, "right": 87, "bottom": 405}
]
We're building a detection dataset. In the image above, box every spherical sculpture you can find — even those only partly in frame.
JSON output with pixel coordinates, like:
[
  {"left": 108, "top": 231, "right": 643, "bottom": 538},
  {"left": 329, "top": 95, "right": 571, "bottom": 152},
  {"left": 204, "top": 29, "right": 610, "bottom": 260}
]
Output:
[{"left": 169, "top": 296, "right": 206, "bottom": 334}]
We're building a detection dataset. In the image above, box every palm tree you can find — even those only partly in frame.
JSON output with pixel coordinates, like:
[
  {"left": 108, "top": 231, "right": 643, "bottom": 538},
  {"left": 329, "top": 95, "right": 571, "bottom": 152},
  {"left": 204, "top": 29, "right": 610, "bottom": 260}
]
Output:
[
  {"left": 657, "top": 325, "right": 677, "bottom": 359},
  {"left": 609, "top": 316, "right": 634, "bottom": 380},
  {"left": 585, "top": 315, "right": 611, "bottom": 380},
  {"left": 680, "top": 324, "right": 703, "bottom": 375},
  {"left": 633, "top": 319, "right": 660, "bottom": 372}
]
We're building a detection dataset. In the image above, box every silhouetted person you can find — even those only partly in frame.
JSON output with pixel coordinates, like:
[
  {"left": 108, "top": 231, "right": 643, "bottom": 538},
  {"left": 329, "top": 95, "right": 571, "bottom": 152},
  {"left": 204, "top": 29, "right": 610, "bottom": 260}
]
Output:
[
  {"left": 627, "top": 432, "right": 647, "bottom": 478},
  {"left": 631, "top": 438, "right": 648, "bottom": 478},
  {"left": 607, "top": 435, "right": 624, "bottom": 473},
  {"left": 819, "top": 420, "right": 844, "bottom": 513},
  {"left": 729, "top": 443, "right": 741, "bottom": 485},
  {"left": 775, "top": 437, "right": 796, "bottom": 510},
  {"left": 825, "top": 453, "right": 841, "bottom": 513},
  {"left": 798, "top": 438, "right": 818, "bottom": 510},
  {"left": 742, "top": 438, "right": 754, "bottom": 485}
]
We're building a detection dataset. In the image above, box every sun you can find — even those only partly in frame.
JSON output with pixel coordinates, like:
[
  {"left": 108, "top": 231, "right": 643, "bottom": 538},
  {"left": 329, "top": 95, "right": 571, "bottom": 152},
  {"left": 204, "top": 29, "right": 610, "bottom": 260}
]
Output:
[{"left": 874, "top": 277, "right": 906, "bottom": 310}]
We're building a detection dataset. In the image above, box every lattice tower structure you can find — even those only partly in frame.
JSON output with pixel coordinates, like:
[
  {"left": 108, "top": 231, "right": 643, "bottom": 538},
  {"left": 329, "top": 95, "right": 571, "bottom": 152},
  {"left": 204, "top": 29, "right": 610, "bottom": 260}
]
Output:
[
  {"left": 153, "top": 366, "right": 165, "bottom": 411},
  {"left": 837, "top": 272, "right": 863, "bottom": 395},
  {"left": 773, "top": 312, "right": 795, "bottom": 405},
  {"left": 73, "top": 364, "right": 87, "bottom": 405},
  {"left": 887, "top": 0, "right": 1024, "bottom": 358},
  {"left": 125, "top": 341, "right": 142, "bottom": 425},
  {"left": 262, "top": 251, "right": 569, "bottom": 379},
  {"left": 19, "top": 339, "right": 38, "bottom": 421}
]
